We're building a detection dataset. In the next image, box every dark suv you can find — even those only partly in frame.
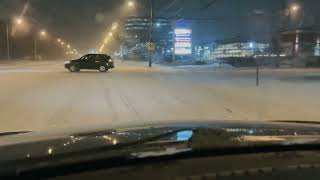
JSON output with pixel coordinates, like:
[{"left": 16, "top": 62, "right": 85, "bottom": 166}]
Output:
[{"left": 65, "top": 54, "right": 114, "bottom": 72}]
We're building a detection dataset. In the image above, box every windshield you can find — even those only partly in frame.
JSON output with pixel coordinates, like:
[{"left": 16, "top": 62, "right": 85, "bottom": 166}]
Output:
[
  {"left": 80, "top": 55, "right": 87, "bottom": 60},
  {"left": 0, "top": 0, "right": 320, "bottom": 149}
]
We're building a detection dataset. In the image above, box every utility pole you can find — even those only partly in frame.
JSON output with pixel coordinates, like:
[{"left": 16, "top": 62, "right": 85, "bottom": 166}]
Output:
[
  {"left": 6, "top": 23, "right": 10, "bottom": 60},
  {"left": 172, "top": 26, "right": 175, "bottom": 62},
  {"left": 148, "top": 0, "right": 153, "bottom": 67}
]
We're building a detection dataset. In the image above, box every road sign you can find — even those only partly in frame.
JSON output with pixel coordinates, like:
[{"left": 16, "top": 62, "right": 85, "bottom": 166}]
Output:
[
  {"left": 147, "top": 42, "right": 155, "bottom": 52},
  {"left": 174, "top": 28, "right": 192, "bottom": 55}
]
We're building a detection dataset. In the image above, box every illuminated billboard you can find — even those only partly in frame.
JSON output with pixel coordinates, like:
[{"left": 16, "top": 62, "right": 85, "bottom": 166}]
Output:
[{"left": 174, "top": 28, "right": 192, "bottom": 55}]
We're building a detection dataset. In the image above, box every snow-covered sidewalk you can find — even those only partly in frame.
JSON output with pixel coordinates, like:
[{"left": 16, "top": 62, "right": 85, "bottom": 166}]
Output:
[{"left": 170, "top": 63, "right": 234, "bottom": 69}]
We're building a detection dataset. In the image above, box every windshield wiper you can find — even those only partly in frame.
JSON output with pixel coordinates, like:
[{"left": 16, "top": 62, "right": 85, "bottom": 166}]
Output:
[{"left": 0, "top": 131, "right": 31, "bottom": 137}]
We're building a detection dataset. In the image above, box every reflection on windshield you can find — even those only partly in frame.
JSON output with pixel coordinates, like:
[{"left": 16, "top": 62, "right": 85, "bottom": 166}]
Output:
[{"left": 176, "top": 130, "right": 193, "bottom": 141}]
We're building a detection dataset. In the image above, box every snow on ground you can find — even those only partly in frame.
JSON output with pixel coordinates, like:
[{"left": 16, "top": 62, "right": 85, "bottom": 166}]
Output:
[
  {"left": 171, "top": 63, "right": 234, "bottom": 69},
  {"left": 0, "top": 60, "right": 320, "bottom": 133}
]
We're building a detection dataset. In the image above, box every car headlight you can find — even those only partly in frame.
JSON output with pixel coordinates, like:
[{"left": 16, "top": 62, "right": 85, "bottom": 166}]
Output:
[
  {"left": 108, "top": 59, "right": 113, "bottom": 63},
  {"left": 64, "top": 61, "right": 70, "bottom": 64}
]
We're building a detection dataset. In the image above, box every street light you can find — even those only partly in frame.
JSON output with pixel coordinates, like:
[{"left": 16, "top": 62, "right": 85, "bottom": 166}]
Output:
[
  {"left": 289, "top": 4, "right": 301, "bottom": 16},
  {"left": 289, "top": 3, "right": 304, "bottom": 28},
  {"left": 16, "top": 18, "right": 23, "bottom": 25},
  {"left": 291, "top": 5, "right": 300, "bottom": 12},
  {"left": 34, "top": 30, "right": 47, "bottom": 61},
  {"left": 128, "top": 1, "right": 135, "bottom": 8},
  {"left": 109, "top": 32, "right": 113, "bottom": 37},
  {"left": 40, "top": 30, "right": 47, "bottom": 37},
  {"left": 57, "top": 38, "right": 61, "bottom": 42},
  {"left": 67, "top": 44, "right": 71, "bottom": 49},
  {"left": 3, "top": 17, "right": 24, "bottom": 60}
]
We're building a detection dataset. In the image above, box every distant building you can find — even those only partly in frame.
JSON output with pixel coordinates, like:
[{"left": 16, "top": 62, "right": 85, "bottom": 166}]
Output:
[
  {"left": 124, "top": 17, "right": 150, "bottom": 43},
  {"left": 212, "top": 42, "right": 269, "bottom": 59},
  {"left": 280, "top": 30, "right": 320, "bottom": 57},
  {"left": 123, "top": 16, "right": 174, "bottom": 58},
  {"left": 194, "top": 44, "right": 214, "bottom": 60}
]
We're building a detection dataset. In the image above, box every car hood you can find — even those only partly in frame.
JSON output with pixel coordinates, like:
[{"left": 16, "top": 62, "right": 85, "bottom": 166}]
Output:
[{"left": 1, "top": 120, "right": 320, "bottom": 163}]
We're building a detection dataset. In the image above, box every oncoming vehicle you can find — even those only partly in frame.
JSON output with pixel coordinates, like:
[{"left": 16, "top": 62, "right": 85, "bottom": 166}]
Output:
[{"left": 64, "top": 54, "right": 114, "bottom": 72}]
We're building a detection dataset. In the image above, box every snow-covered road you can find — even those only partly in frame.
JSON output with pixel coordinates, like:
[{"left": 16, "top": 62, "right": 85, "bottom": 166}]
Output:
[{"left": 0, "top": 60, "right": 320, "bottom": 132}]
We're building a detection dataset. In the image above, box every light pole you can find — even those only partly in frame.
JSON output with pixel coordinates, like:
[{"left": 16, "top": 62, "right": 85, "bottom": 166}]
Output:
[
  {"left": 249, "top": 42, "right": 259, "bottom": 86},
  {"left": 3, "top": 18, "right": 24, "bottom": 60},
  {"left": 5, "top": 23, "right": 10, "bottom": 60},
  {"left": 34, "top": 30, "right": 47, "bottom": 61},
  {"left": 34, "top": 36, "right": 37, "bottom": 60},
  {"left": 253, "top": 47, "right": 259, "bottom": 87},
  {"left": 148, "top": 0, "right": 154, "bottom": 67},
  {"left": 256, "top": 56, "right": 259, "bottom": 86},
  {"left": 127, "top": 0, "right": 154, "bottom": 67},
  {"left": 288, "top": 4, "right": 304, "bottom": 58}
]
